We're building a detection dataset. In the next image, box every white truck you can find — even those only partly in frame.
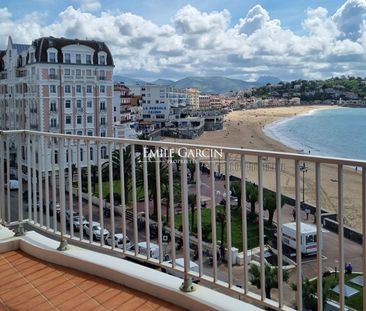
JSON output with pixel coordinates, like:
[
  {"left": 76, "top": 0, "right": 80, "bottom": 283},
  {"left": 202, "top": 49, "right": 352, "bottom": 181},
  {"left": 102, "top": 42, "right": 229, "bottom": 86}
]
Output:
[{"left": 281, "top": 222, "right": 321, "bottom": 255}]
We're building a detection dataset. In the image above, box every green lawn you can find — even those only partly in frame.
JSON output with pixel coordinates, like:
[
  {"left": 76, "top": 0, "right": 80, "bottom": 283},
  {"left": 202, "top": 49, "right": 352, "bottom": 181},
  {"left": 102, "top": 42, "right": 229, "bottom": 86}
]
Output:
[
  {"left": 310, "top": 273, "right": 363, "bottom": 310},
  {"left": 175, "top": 206, "right": 260, "bottom": 251},
  {"left": 76, "top": 180, "right": 145, "bottom": 203}
]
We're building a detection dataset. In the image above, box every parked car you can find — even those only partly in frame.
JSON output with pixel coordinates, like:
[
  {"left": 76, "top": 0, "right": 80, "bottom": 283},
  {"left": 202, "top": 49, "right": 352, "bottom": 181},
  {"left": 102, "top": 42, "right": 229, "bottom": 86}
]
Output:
[
  {"left": 8, "top": 180, "right": 19, "bottom": 190},
  {"left": 106, "top": 233, "right": 131, "bottom": 249},
  {"left": 128, "top": 242, "right": 159, "bottom": 259},
  {"left": 66, "top": 210, "right": 87, "bottom": 231},
  {"left": 47, "top": 201, "right": 61, "bottom": 217},
  {"left": 83, "top": 221, "right": 109, "bottom": 241},
  {"left": 162, "top": 258, "right": 200, "bottom": 283}
]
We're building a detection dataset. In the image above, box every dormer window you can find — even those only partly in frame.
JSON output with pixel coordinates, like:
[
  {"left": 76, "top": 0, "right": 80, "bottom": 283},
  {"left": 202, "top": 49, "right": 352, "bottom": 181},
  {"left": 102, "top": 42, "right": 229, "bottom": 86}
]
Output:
[
  {"left": 86, "top": 54, "right": 92, "bottom": 64},
  {"left": 64, "top": 53, "right": 71, "bottom": 64},
  {"left": 99, "top": 55, "right": 105, "bottom": 65},
  {"left": 49, "top": 52, "right": 56, "bottom": 63}
]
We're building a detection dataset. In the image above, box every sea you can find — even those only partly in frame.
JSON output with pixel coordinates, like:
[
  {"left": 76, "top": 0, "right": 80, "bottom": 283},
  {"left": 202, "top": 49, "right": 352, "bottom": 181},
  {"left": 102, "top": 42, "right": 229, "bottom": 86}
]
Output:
[{"left": 263, "top": 107, "right": 366, "bottom": 161}]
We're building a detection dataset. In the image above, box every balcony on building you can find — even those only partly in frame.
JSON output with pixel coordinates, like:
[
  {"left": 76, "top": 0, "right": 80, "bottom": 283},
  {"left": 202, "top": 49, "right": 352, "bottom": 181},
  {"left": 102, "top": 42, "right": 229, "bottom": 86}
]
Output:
[{"left": 15, "top": 69, "right": 27, "bottom": 78}]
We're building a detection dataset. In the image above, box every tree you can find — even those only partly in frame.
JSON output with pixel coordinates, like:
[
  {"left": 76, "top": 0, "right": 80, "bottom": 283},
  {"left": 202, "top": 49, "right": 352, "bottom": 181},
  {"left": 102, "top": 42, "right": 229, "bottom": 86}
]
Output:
[
  {"left": 249, "top": 263, "right": 289, "bottom": 300},
  {"left": 102, "top": 146, "right": 133, "bottom": 203},
  {"left": 263, "top": 191, "right": 285, "bottom": 227},
  {"left": 136, "top": 160, "right": 169, "bottom": 218},
  {"left": 247, "top": 183, "right": 258, "bottom": 215},
  {"left": 162, "top": 185, "right": 181, "bottom": 223},
  {"left": 230, "top": 181, "right": 242, "bottom": 208},
  {"left": 188, "top": 193, "right": 196, "bottom": 232},
  {"left": 217, "top": 209, "right": 226, "bottom": 259},
  {"left": 295, "top": 278, "right": 336, "bottom": 310},
  {"left": 91, "top": 165, "right": 98, "bottom": 194},
  {"left": 187, "top": 160, "right": 196, "bottom": 183},
  {"left": 172, "top": 153, "right": 181, "bottom": 173}
]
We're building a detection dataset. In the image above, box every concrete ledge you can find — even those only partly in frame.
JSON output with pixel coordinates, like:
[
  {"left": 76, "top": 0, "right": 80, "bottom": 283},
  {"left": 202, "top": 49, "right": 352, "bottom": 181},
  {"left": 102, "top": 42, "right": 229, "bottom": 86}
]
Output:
[{"left": 0, "top": 231, "right": 262, "bottom": 311}]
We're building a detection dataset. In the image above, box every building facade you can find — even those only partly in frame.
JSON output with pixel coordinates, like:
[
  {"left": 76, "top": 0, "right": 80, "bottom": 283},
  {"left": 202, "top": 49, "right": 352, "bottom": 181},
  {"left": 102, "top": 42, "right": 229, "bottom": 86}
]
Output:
[
  {"left": 198, "top": 95, "right": 210, "bottom": 110},
  {"left": 186, "top": 88, "right": 200, "bottom": 110},
  {"left": 0, "top": 36, "right": 114, "bottom": 169},
  {"left": 113, "top": 83, "right": 136, "bottom": 139},
  {"left": 130, "top": 85, "right": 188, "bottom": 124}
]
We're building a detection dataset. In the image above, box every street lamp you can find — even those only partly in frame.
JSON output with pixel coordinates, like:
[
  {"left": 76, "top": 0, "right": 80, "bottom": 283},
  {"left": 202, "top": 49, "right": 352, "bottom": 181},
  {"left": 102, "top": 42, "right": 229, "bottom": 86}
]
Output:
[{"left": 300, "top": 162, "right": 308, "bottom": 206}]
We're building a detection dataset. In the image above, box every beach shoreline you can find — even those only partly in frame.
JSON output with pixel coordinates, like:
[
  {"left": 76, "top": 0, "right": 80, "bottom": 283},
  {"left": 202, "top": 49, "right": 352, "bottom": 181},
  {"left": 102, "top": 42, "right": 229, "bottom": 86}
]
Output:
[
  {"left": 166, "top": 104, "right": 337, "bottom": 152},
  {"left": 164, "top": 105, "right": 363, "bottom": 232}
]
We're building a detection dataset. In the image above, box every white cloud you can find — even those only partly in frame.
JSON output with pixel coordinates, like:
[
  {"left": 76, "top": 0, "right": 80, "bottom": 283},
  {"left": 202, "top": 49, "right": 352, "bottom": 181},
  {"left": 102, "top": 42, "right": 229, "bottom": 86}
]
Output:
[
  {"left": 77, "top": 0, "right": 101, "bottom": 12},
  {"left": 0, "top": 1, "right": 366, "bottom": 81},
  {"left": 174, "top": 5, "right": 230, "bottom": 34},
  {"left": 236, "top": 5, "right": 270, "bottom": 36},
  {"left": 0, "top": 8, "right": 11, "bottom": 20},
  {"left": 333, "top": 0, "right": 366, "bottom": 40}
]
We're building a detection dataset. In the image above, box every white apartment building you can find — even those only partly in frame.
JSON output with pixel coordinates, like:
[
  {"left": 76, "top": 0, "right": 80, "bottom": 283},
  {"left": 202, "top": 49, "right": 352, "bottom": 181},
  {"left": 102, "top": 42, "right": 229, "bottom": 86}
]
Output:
[
  {"left": 186, "top": 88, "right": 200, "bottom": 110},
  {"left": 113, "top": 83, "right": 136, "bottom": 139},
  {"left": 130, "top": 85, "right": 188, "bottom": 123},
  {"left": 0, "top": 36, "right": 114, "bottom": 169}
]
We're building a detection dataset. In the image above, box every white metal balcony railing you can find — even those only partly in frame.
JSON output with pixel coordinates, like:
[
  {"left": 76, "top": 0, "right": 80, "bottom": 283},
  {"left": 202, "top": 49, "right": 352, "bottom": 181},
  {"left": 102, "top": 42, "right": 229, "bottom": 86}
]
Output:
[{"left": 0, "top": 130, "right": 365, "bottom": 311}]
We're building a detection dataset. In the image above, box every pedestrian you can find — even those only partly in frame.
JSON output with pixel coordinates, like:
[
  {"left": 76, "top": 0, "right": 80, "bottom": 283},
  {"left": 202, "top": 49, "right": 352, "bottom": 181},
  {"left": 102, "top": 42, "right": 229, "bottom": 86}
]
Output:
[
  {"left": 305, "top": 208, "right": 310, "bottom": 220},
  {"left": 292, "top": 209, "right": 296, "bottom": 221}
]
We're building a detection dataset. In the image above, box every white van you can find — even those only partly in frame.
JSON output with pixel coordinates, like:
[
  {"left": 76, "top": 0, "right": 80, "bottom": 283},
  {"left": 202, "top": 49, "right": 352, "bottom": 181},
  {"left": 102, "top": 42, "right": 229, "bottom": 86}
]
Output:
[
  {"left": 8, "top": 180, "right": 19, "bottom": 190},
  {"left": 281, "top": 222, "right": 321, "bottom": 255},
  {"left": 129, "top": 242, "right": 159, "bottom": 259}
]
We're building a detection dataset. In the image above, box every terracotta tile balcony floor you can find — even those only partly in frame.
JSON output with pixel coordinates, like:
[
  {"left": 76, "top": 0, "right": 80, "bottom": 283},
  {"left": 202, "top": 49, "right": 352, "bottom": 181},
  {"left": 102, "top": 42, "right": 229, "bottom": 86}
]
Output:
[{"left": 0, "top": 251, "right": 185, "bottom": 310}]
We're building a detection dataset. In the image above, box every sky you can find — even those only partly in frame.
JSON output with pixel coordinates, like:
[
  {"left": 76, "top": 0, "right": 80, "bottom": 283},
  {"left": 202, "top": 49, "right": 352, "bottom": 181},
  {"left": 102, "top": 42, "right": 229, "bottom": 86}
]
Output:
[{"left": 0, "top": 0, "right": 365, "bottom": 81}]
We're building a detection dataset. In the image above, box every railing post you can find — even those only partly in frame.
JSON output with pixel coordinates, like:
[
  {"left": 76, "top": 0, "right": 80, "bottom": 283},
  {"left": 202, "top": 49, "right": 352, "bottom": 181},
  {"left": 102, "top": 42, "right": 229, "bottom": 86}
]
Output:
[
  {"left": 362, "top": 167, "right": 366, "bottom": 311},
  {"left": 15, "top": 133, "right": 25, "bottom": 236},
  {"left": 180, "top": 157, "right": 195, "bottom": 292},
  {"left": 295, "top": 160, "right": 303, "bottom": 310},
  {"left": 57, "top": 137, "right": 68, "bottom": 251},
  {"left": 0, "top": 131, "right": 5, "bottom": 224}
]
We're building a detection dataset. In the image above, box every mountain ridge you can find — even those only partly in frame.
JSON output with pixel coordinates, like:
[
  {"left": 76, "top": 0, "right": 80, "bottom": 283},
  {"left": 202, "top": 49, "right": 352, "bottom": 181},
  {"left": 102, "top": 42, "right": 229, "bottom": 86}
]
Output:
[{"left": 113, "top": 75, "right": 281, "bottom": 93}]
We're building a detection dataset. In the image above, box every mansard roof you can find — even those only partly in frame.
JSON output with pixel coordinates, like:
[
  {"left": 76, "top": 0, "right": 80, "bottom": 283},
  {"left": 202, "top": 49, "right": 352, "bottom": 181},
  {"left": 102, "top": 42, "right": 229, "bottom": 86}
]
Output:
[{"left": 32, "top": 36, "right": 114, "bottom": 66}]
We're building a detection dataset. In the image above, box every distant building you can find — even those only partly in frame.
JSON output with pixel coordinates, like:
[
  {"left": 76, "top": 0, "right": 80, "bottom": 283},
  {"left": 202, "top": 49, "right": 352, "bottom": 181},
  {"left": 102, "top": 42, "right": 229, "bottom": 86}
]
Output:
[
  {"left": 198, "top": 95, "right": 210, "bottom": 110},
  {"left": 129, "top": 85, "right": 188, "bottom": 124},
  {"left": 0, "top": 36, "right": 114, "bottom": 168},
  {"left": 209, "top": 95, "right": 223, "bottom": 110},
  {"left": 113, "top": 83, "right": 136, "bottom": 139},
  {"left": 186, "top": 88, "right": 200, "bottom": 110}
]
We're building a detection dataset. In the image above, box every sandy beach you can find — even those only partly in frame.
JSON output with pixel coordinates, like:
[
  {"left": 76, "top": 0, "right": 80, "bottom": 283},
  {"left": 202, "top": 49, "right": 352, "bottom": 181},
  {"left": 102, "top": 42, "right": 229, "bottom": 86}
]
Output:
[{"left": 165, "top": 105, "right": 363, "bottom": 232}]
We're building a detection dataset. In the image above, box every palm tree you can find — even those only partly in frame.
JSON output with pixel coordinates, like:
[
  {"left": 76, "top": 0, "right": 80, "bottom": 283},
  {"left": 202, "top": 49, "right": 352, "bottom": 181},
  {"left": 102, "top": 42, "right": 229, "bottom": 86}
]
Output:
[
  {"left": 188, "top": 193, "right": 196, "bottom": 232},
  {"left": 187, "top": 160, "right": 196, "bottom": 183},
  {"left": 91, "top": 165, "right": 98, "bottom": 194},
  {"left": 230, "top": 181, "right": 241, "bottom": 208},
  {"left": 137, "top": 160, "right": 169, "bottom": 218},
  {"left": 249, "top": 263, "right": 289, "bottom": 300},
  {"left": 263, "top": 191, "right": 285, "bottom": 226},
  {"left": 162, "top": 185, "right": 181, "bottom": 223},
  {"left": 217, "top": 209, "right": 226, "bottom": 259},
  {"left": 247, "top": 183, "right": 258, "bottom": 215},
  {"left": 294, "top": 278, "right": 335, "bottom": 310},
  {"left": 172, "top": 153, "right": 181, "bottom": 172},
  {"left": 102, "top": 146, "right": 132, "bottom": 203}
]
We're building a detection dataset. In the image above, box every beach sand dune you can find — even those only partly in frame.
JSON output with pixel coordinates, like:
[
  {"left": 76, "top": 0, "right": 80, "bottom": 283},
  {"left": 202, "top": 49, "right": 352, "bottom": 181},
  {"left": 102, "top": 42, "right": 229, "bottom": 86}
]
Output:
[{"left": 165, "top": 106, "right": 363, "bottom": 232}]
